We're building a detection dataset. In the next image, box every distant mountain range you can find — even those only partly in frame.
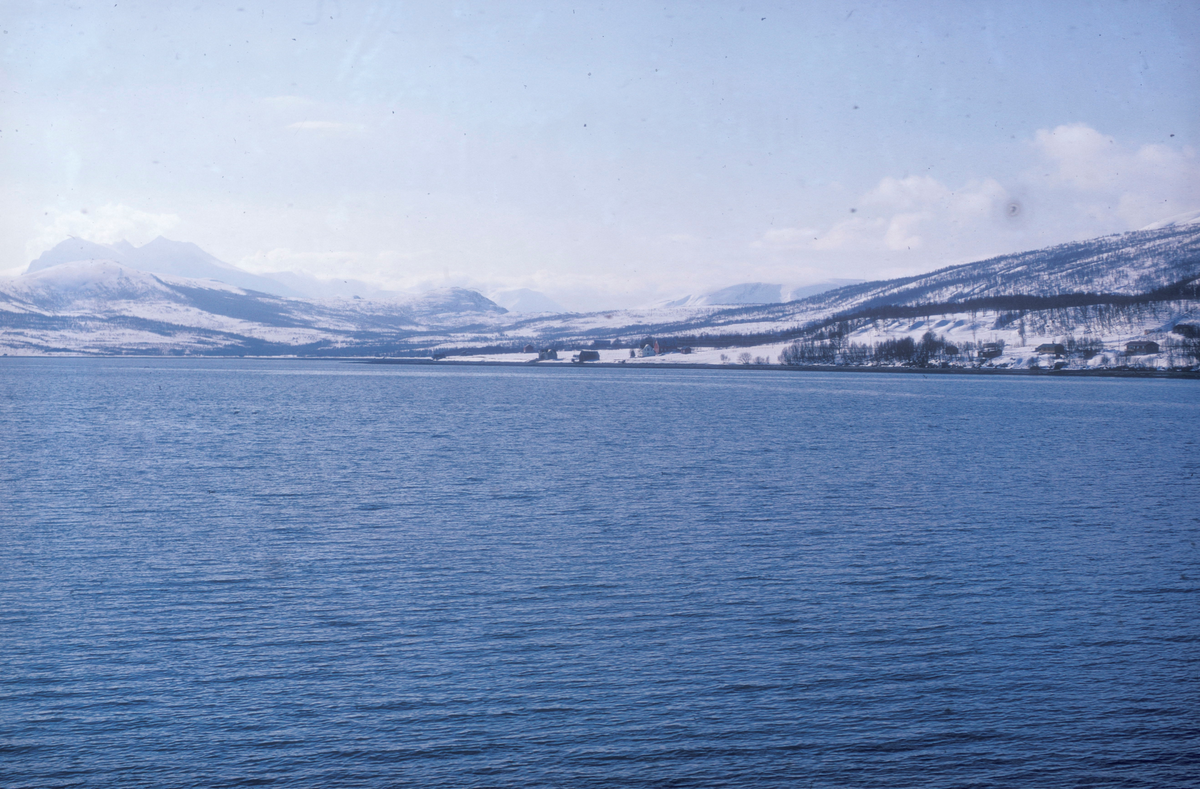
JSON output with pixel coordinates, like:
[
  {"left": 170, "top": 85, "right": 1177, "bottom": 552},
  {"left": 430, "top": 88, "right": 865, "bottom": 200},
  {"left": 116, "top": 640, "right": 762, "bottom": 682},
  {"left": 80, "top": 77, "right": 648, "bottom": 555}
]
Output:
[
  {"left": 656, "top": 280, "right": 864, "bottom": 308},
  {"left": 1, "top": 257, "right": 507, "bottom": 356},
  {"left": 2, "top": 214, "right": 1198, "bottom": 359}
]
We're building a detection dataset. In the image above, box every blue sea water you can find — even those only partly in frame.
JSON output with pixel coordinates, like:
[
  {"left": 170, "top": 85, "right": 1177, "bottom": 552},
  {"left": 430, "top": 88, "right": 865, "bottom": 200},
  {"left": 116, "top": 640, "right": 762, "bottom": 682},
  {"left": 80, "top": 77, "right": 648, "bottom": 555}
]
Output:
[{"left": 1, "top": 358, "right": 1197, "bottom": 788}]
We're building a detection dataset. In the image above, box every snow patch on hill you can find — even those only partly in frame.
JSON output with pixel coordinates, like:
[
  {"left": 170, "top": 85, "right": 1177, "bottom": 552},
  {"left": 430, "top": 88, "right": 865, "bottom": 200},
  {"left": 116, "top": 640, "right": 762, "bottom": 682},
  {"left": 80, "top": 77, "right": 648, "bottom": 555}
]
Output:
[{"left": 1141, "top": 208, "right": 1200, "bottom": 231}]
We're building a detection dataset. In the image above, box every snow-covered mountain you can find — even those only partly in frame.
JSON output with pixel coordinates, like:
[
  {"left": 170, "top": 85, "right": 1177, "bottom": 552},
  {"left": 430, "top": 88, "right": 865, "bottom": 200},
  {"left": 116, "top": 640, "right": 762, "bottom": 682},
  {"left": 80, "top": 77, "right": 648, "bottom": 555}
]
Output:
[
  {"left": 24, "top": 236, "right": 420, "bottom": 301},
  {"left": 2, "top": 217, "right": 1198, "bottom": 359},
  {"left": 658, "top": 280, "right": 865, "bottom": 308},
  {"left": 659, "top": 282, "right": 783, "bottom": 307},
  {"left": 639, "top": 220, "right": 1200, "bottom": 343},
  {"left": 477, "top": 220, "right": 1200, "bottom": 364},
  {"left": 793, "top": 222, "right": 1200, "bottom": 313},
  {"left": 26, "top": 237, "right": 304, "bottom": 297},
  {"left": 0, "top": 258, "right": 507, "bottom": 355}
]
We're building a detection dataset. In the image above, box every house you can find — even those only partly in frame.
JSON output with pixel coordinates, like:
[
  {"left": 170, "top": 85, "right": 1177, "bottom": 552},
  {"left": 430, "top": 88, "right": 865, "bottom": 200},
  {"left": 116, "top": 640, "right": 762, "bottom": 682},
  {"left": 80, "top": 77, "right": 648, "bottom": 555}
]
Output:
[
  {"left": 978, "top": 342, "right": 1004, "bottom": 360},
  {"left": 639, "top": 344, "right": 656, "bottom": 357},
  {"left": 523, "top": 344, "right": 536, "bottom": 353},
  {"left": 1036, "top": 343, "right": 1066, "bottom": 356},
  {"left": 538, "top": 348, "right": 558, "bottom": 360},
  {"left": 575, "top": 350, "right": 600, "bottom": 362},
  {"left": 1125, "top": 340, "right": 1159, "bottom": 355}
]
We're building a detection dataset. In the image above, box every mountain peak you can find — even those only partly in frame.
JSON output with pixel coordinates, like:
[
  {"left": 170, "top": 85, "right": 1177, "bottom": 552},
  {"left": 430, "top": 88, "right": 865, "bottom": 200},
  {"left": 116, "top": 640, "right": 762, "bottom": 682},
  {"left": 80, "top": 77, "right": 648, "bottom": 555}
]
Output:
[
  {"left": 24, "top": 235, "right": 301, "bottom": 297},
  {"left": 26, "top": 238, "right": 125, "bottom": 273}
]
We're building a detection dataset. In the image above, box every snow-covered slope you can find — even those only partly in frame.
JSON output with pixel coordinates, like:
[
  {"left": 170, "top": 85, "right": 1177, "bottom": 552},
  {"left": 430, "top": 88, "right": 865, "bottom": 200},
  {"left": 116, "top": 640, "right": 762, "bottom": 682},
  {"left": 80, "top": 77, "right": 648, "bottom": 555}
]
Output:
[
  {"left": 659, "top": 280, "right": 866, "bottom": 308},
  {"left": 441, "top": 219, "right": 1200, "bottom": 365},
  {"left": 660, "top": 282, "right": 783, "bottom": 307},
  {"left": 784, "top": 280, "right": 865, "bottom": 301},
  {"left": 0, "top": 260, "right": 508, "bottom": 355},
  {"left": 3, "top": 218, "right": 1198, "bottom": 359},
  {"left": 27, "top": 237, "right": 303, "bottom": 297},
  {"left": 643, "top": 220, "right": 1200, "bottom": 342},
  {"left": 791, "top": 222, "right": 1200, "bottom": 314},
  {"left": 1141, "top": 209, "right": 1200, "bottom": 231}
]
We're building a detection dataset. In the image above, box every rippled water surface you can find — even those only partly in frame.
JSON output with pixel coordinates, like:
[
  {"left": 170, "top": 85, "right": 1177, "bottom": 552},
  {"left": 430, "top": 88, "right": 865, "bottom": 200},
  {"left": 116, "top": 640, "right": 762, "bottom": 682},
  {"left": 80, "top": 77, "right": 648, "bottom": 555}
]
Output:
[{"left": 2, "top": 359, "right": 1198, "bottom": 787}]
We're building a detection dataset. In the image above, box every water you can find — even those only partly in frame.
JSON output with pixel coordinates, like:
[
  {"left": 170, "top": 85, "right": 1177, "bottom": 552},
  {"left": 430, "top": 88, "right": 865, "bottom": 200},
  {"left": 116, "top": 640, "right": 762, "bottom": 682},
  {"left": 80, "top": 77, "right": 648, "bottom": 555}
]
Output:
[{"left": 1, "top": 359, "right": 1197, "bottom": 788}]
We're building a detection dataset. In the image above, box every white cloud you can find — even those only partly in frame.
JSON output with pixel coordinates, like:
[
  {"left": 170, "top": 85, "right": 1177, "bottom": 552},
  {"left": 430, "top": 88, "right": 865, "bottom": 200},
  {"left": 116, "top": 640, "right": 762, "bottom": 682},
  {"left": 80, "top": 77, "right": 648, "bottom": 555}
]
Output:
[
  {"left": 238, "top": 247, "right": 360, "bottom": 275},
  {"left": 882, "top": 213, "right": 926, "bottom": 251},
  {"left": 26, "top": 204, "right": 180, "bottom": 260},
  {"left": 237, "top": 246, "right": 442, "bottom": 291},
  {"left": 754, "top": 124, "right": 1200, "bottom": 278},
  {"left": 759, "top": 176, "right": 1010, "bottom": 254},
  {"left": 1030, "top": 123, "right": 1200, "bottom": 228}
]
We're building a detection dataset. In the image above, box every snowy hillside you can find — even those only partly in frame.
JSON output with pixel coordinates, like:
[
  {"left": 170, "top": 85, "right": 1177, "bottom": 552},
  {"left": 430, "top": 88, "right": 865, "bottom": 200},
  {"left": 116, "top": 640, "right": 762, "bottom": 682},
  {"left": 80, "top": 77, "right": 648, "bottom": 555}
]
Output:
[
  {"left": 436, "top": 220, "right": 1200, "bottom": 370},
  {"left": 2, "top": 218, "right": 1198, "bottom": 366},
  {"left": 781, "top": 222, "right": 1200, "bottom": 317},
  {"left": 0, "top": 261, "right": 507, "bottom": 355}
]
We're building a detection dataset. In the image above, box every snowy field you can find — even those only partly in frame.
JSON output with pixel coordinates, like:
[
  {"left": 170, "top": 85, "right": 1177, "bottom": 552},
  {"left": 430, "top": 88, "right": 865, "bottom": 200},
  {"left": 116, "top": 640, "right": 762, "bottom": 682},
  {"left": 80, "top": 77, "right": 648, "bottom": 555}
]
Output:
[{"left": 443, "top": 302, "right": 1200, "bottom": 371}]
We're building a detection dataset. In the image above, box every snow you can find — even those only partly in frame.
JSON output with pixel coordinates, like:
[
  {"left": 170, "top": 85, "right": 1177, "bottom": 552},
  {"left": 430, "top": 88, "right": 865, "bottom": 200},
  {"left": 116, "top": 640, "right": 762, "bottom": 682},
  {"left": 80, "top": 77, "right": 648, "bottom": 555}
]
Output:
[
  {"left": 1140, "top": 208, "right": 1200, "bottom": 231},
  {"left": 656, "top": 282, "right": 784, "bottom": 308},
  {"left": 445, "top": 343, "right": 794, "bottom": 366},
  {"left": 3, "top": 219, "right": 1199, "bottom": 367},
  {"left": 27, "top": 237, "right": 299, "bottom": 296}
]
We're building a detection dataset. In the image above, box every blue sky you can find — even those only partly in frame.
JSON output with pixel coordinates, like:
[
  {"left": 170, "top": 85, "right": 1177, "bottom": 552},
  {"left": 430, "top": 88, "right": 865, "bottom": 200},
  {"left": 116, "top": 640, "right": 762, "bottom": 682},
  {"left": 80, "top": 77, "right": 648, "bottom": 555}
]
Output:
[{"left": 2, "top": 1, "right": 1197, "bottom": 308}]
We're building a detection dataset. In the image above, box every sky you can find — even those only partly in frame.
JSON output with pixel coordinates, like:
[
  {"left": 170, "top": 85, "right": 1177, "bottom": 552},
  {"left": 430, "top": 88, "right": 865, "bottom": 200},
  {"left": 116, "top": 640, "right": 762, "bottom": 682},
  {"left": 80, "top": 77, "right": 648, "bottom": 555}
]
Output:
[{"left": 1, "top": 1, "right": 1198, "bottom": 309}]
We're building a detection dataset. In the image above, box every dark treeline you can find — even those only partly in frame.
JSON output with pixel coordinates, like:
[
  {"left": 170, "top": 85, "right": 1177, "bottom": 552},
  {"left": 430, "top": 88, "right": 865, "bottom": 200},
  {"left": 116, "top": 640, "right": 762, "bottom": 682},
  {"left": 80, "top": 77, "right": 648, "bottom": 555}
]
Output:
[
  {"left": 781, "top": 329, "right": 1199, "bottom": 368},
  {"left": 780, "top": 331, "right": 961, "bottom": 367},
  {"left": 822, "top": 276, "right": 1200, "bottom": 328},
  {"left": 433, "top": 282, "right": 1200, "bottom": 360}
]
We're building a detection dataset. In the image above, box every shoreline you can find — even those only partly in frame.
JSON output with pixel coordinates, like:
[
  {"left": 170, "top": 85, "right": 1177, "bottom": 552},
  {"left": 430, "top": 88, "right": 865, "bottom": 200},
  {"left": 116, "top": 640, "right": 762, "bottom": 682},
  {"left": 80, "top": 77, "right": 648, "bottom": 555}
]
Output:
[
  {"left": 3, "top": 355, "right": 1195, "bottom": 379},
  {"left": 360, "top": 358, "right": 1200, "bottom": 379}
]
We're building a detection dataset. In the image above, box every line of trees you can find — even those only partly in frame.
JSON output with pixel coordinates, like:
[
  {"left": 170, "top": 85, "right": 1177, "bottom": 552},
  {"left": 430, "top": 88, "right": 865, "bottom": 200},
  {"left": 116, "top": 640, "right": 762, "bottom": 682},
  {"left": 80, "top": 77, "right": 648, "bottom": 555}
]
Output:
[
  {"left": 780, "top": 327, "right": 1200, "bottom": 368},
  {"left": 779, "top": 331, "right": 963, "bottom": 367}
]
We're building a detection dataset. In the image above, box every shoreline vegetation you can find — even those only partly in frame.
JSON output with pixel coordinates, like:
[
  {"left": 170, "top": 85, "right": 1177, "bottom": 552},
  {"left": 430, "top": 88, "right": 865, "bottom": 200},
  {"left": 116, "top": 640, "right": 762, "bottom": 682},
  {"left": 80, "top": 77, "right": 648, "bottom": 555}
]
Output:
[
  {"left": 359, "top": 357, "right": 1200, "bottom": 379},
  {"left": 4, "top": 350, "right": 1196, "bottom": 379},
  {"left": 2, "top": 354, "right": 1195, "bottom": 379}
]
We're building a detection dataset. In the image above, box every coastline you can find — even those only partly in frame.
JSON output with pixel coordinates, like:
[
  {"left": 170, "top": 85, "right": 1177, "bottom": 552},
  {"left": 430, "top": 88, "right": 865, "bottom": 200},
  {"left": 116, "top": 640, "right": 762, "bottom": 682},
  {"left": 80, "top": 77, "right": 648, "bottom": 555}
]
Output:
[
  {"left": 359, "top": 358, "right": 1200, "bottom": 379},
  {"left": 3, "top": 355, "right": 1195, "bottom": 379}
]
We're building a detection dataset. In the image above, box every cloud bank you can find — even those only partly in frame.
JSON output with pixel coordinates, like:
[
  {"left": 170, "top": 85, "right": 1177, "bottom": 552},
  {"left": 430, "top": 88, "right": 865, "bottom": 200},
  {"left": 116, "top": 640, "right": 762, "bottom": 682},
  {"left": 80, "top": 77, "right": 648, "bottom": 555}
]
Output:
[{"left": 755, "top": 124, "right": 1200, "bottom": 281}]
